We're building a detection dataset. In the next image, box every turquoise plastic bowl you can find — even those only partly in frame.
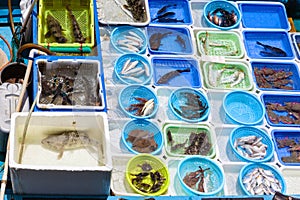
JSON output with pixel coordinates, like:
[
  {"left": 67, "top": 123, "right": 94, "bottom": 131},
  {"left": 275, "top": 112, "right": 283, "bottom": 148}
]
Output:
[
  {"left": 111, "top": 26, "right": 147, "bottom": 54},
  {"left": 114, "top": 53, "right": 152, "bottom": 85},
  {"left": 118, "top": 85, "right": 159, "bottom": 119},
  {"left": 223, "top": 91, "right": 265, "bottom": 125},
  {"left": 168, "top": 88, "right": 210, "bottom": 123},
  {"left": 203, "top": 0, "right": 241, "bottom": 30},
  {"left": 177, "top": 156, "right": 225, "bottom": 196},
  {"left": 122, "top": 119, "right": 163, "bottom": 155},
  {"left": 229, "top": 126, "right": 274, "bottom": 163},
  {"left": 239, "top": 163, "right": 286, "bottom": 195}
]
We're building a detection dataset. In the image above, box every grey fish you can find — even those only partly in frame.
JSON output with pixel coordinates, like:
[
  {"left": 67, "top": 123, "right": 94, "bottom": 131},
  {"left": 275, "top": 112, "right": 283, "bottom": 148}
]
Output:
[
  {"left": 41, "top": 130, "right": 98, "bottom": 159},
  {"left": 66, "top": 5, "right": 86, "bottom": 43},
  {"left": 45, "top": 14, "right": 68, "bottom": 43},
  {"left": 157, "top": 68, "right": 190, "bottom": 84}
]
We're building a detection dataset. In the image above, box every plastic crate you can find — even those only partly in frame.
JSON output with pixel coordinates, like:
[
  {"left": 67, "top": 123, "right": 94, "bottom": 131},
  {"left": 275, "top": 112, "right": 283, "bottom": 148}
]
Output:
[{"left": 38, "top": 0, "right": 94, "bottom": 48}]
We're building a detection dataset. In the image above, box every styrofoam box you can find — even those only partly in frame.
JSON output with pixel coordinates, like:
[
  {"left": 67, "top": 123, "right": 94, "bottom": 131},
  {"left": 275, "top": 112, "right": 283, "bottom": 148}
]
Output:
[{"left": 9, "top": 112, "right": 112, "bottom": 195}]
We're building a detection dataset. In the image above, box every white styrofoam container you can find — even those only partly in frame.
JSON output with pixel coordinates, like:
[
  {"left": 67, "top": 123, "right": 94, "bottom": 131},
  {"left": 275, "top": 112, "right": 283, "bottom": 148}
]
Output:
[{"left": 9, "top": 112, "right": 112, "bottom": 195}]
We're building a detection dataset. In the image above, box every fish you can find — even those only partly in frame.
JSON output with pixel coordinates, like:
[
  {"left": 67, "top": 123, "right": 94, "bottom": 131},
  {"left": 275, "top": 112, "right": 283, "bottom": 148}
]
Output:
[
  {"left": 175, "top": 35, "right": 186, "bottom": 49},
  {"left": 230, "top": 71, "right": 245, "bottom": 87},
  {"left": 41, "top": 130, "right": 99, "bottom": 159},
  {"left": 157, "top": 68, "right": 191, "bottom": 84},
  {"left": 157, "top": 4, "right": 177, "bottom": 15},
  {"left": 66, "top": 5, "right": 86, "bottom": 43},
  {"left": 149, "top": 31, "right": 172, "bottom": 51},
  {"left": 151, "top": 11, "right": 176, "bottom": 22},
  {"left": 157, "top": 18, "right": 184, "bottom": 23},
  {"left": 45, "top": 14, "right": 68, "bottom": 43},
  {"left": 256, "top": 41, "right": 287, "bottom": 57}
]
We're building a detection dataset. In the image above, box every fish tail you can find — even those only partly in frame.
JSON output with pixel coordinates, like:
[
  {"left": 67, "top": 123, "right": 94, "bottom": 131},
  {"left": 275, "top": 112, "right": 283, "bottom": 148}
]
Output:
[
  {"left": 256, "top": 41, "right": 264, "bottom": 47},
  {"left": 178, "top": 68, "right": 191, "bottom": 73}
]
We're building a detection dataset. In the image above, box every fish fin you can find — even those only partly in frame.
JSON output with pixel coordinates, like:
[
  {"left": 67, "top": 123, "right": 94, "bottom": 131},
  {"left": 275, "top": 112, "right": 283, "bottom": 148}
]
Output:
[
  {"left": 57, "top": 147, "right": 64, "bottom": 160},
  {"left": 45, "top": 31, "right": 52, "bottom": 38}
]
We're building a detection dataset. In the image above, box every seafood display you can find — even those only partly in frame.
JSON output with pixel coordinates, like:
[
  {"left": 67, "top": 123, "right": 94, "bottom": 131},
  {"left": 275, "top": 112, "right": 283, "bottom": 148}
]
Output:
[
  {"left": 276, "top": 137, "right": 300, "bottom": 163},
  {"left": 129, "top": 162, "right": 167, "bottom": 194},
  {"left": 183, "top": 166, "right": 210, "bottom": 192},
  {"left": 45, "top": 14, "right": 68, "bottom": 43},
  {"left": 207, "top": 63, "right": 247, "bottom": 88},
  {"left": 254, "top": 67, "right": 293, "bottom": 90},
  {"left": 256, "top": 41, "right": 287, "bottom": 57},
  {"left": 41, "top": 130, "right": 99, "bottom": 159},
  {"left": 123, "top": 0, "right": 147, "bottom": 22},
  {"left": 198, "top": 31, "right": 241, "bottom": 57},
  {"left": 242, "top": 167, "right": 282, "bottom": 195},
  {"left": 116, "top": 31, "right": 145, "bottom": 53},
  {"left": 157, "top": 68, "right": 190, "bottom": 84},
  {"left": 149, "top": 32, "right": 172, "bottom": 51},
  {"left": 170, "top": 90, "right": 208, "bottom": 121},
  {"left": 118, "top": 57, "right": 150, "bottom": 83},
  {"left": 126, "top": 129, "right": 158, "bottom": 153},
  {"left": 39, "top": 61, "right": 101, "bottom": 107},
  {"left": 167, "top": 130, "right": 212, "bottom": 156},
  {"left": 66, "top": 5, "right": 86, "bottom": 43},
  {"left": 266, "top": 102, "right": 300, "bottom": 125},
  {"left": 207, "top": 8, "right": 238, "bottom": 28},
  {"left": 126, "top": 97, "right": 155, "bottom": 117},
  {"left": 234, "top": 135, "right": 268, "bottom": 160},
  {"left": 151, "top": 4, "right": 185, "bottom": 23}
]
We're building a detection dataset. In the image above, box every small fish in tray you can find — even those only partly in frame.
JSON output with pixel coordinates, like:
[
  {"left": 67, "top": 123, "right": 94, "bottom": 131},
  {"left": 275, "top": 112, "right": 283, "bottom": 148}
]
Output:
[
  {"left": 242, "top": 167, "right": 282, "bottom": 195},
  {"left": 151, "top": 4, "right": 184, "bottom": 24},
  {"left": 256, "top": 41, "right": 287, "bottom": 57},
  {"left": 149, "top": 31, "right": 172, "bottom": 51},
  {"left": 207, "top": 8, "right": 238, "bottom": 27},
  {"left": 126, "top": 129, "right": 158, "bottom": 153},
  {"left": 41, "top": 130, "right": 99, "bottom": 159},
  {"left": 157, "top": 67, "right": 190, "bottom": 85},
  {"left": 45, "top": 13, "right": 68, "bottom": 43},
  {"left": 130, "top": 162, "right": 167, "bottom": 194},
  {"left": 266, "top": 102, "right": 300, "bottom": 125},
  {"left": 183, "top": 166, "right": 210, "bottom": 192},
  {"left": 276, "top": 137, "right": 300, "bottom": 163},
  {"left": 119, "top": 58, "right": 150, "bottom": 83},
  {"left": 234, "top": 135, "right": 268, "bottom": 160},
  {"left": 126, "top": 97, "right": 155, "bottom": 117},
  {"left": 117, "top": 31, "right": 144, "bottom": 53}
]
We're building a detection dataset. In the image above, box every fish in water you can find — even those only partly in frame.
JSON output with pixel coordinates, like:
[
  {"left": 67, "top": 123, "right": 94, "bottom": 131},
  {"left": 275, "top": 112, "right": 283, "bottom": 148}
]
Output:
[
  {"left": 175, "top": 35, "right": 186, "bottom": 49},
  {"left": 151, "top": 11, "right": 176, "bottom": 22},
  {"left": 157, "top": 18, "right": 184, "bottom": 23},
  {"left": 149, "top": 31, "right": 172, "bottom": 51},
  {"left": 45, "top": 14, "right": 68, "bottom": 43},
  {"left": 256, "top": 41, "right": 287, "bottom": 57},
  {"left": 66, "top": 5, "right": 86, "bottom": 43},
  {"left": 41, "top": 130, "right": 99, "bottom": 159},
  {"left": 157, "top": 68, "right": 190, "bottom": 84},
  {"left": 157, "top": 4, "right": 177, "bottom": 15}
]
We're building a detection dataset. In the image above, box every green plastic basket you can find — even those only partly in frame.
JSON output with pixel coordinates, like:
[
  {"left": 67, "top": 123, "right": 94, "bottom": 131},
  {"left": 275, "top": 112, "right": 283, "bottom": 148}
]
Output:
[
  {"left": 196, "top": 31, "right": 244, "bottom": 59},
  {"left": 38, "top": 0, "right": 94, "bottom": 48},
  {"left": 203, "top": 61, "right": 253, "bottom": 90}
]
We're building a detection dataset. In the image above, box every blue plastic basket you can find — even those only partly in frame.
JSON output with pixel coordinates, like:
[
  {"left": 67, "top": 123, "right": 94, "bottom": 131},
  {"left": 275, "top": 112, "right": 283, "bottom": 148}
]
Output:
[
  {"left": 229, "top": 126, "right": 274, "bottom": 163},
  {"left": 114, "top": 53, "right": 152, "bottom": 85},
  {"left": 148, "top": 0, "right": 193, "bottom": 25},
  {"left": 152, "top": 57, "right": 201, "bottom": 88},
  {"left": 177, "top": 156, "right": 225, "bottom": 196},
  {"left": 168, "top": 88, "right": 210, "bottom": 123},
  {"left": 238, "top": 163, "right": 286, "bottom": 195},
  {"left": 118, "top": 85, "right": 159, "bottom": 119},
  {"left": 239, "top": 3, "right": 290, "bottom": 30},
  {"left": 111, "top": 26, "right": 147, "bottom": 54},
  {"left": 223, "top": 91, "right": 265, "bottom": 125},
  {"left": 271, "top": 130, "right": 300, "bottom": 166},
  {"left": 203, "top": 0, "right": 241, "bottom": 30},
  {"left": 122, "top": 119, "right": 163, "bottom": 155},
  {"left": 251, "top": 61, "right": 300, "bottom": 91}
]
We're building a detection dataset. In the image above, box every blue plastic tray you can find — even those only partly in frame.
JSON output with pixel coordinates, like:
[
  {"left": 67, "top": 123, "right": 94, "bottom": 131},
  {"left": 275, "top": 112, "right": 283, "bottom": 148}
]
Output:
[
  {"left": 251, "top": 61, "right": 300, "bottom": 91},
  {"left": 243, "top": 31, "right": 294, "bottom": 59},
  {"left": 152, "top": 57, "right": 201, "bottom": 87},
  {"left": 239, "top": 3, "right": 290, "bottom": 30},
  {"left": 148, "top": 0, "right": 192, "bottom": 25},
  {"left": 146, "top": 26, "right": 193, "bottom": 55},
  {"left": 261, "top": 94, "right": 300, "bottom": 127},
  {"left": 272, "top": 130, "right": 300, "bottom": 166},
  {"left": 292, "top": 34, "right": 300, "bottom": 60}
]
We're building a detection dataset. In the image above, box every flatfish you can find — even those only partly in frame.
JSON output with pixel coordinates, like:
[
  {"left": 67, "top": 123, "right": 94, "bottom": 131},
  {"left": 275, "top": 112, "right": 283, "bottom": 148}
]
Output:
[{"left": 41, "top": 130, "right": 99, "bottom": 159}]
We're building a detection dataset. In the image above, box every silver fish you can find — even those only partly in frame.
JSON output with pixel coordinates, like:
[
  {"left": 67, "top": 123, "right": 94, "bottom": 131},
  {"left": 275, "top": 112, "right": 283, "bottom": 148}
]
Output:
[{"left": 41, "top": 130, "right": 99, "bottom": 159}]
